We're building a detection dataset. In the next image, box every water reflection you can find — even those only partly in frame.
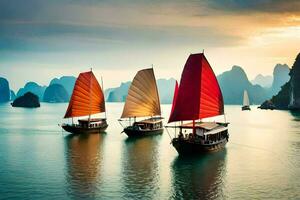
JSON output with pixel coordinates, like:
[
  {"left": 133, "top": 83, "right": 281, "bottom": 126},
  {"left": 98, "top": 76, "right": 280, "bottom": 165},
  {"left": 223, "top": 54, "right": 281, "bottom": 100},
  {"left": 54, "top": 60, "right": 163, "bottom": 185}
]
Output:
[
  {"left": 64, "top": 133, "right": 105, "bottom": 199},
  {"left": 121, "top": 137, "right": 161, "bottom": 200},
  {"left": 170, "top": 151, "right": 227, "bottom": 200}
]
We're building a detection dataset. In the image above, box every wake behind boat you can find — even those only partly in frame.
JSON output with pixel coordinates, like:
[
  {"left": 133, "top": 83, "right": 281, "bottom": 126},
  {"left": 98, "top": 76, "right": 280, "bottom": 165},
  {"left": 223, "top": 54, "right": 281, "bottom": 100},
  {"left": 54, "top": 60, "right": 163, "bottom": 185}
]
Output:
[
  {"left": 119, "top": 68, "right": 163, "bottom": 137},
  {"left": 61, "top": 70, "right": 108, "bottom": 134},
  {"left": 242, "top": 90, "right": 251, "bottom": 111},
  {"left": 166, "top": 53, "right": 229, "bottom": 155}
]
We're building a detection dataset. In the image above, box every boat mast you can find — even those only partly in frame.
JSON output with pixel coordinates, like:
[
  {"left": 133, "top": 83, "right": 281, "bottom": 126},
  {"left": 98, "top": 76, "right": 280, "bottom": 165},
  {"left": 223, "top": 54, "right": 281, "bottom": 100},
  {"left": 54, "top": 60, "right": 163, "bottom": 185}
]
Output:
[
  {"left": 101, "top": 76, "right": 107, "bottom": 119},
  {"left": 88, "top": 68, "right": 92, "bottom": 123},
  {"left": 152, "top": 64, "right": 161, "bottom": 119},
  {"left": 192, "top": 119, "right": 195, "bottom": 135}
]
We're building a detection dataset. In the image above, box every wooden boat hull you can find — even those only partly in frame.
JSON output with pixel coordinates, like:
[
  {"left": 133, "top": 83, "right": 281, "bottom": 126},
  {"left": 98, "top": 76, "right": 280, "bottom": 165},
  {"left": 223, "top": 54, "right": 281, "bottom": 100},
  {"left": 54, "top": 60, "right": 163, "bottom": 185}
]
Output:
[
  {"left": 123, "top": 127, "right": 163, "bottom": 138},
  {"left": 62, "top": 124, "right": 108, "bottom": 134},
  {"left": 242, "top": 106, "right": 251, "bottom": 111},
  {"left": 172, "top": 138, "right": 228, "bottom": 155}
]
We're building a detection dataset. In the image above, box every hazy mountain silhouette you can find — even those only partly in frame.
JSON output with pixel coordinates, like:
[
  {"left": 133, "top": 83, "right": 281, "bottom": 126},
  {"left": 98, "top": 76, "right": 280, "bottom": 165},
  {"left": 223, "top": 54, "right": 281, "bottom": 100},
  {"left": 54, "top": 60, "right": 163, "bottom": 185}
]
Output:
[
  {"left": 269, "top": 64, "right": 290, "bottom": 95},
  {"left": 217, "top": 66, "right": 268, "bottom": 104},
  {"left": 0, "top": 77, "right": 10, "bottom": 103},
  {"left": 17, "top": 82, "right": 46, "bottom": 101},
  {"left": 8, "top": 63, "right": 290, "bottom": 105},
  {"left": 106, "top": 78, "right": 176, "bottom": 104},
  {"left": 10, "top": 90, "right": 16, "bottom": 101},
  {"left": 251, "top": 74, "right": 272, "bottom": 88},
  {"left": 157, "top": 78, "right": 176, "bottom": 104},
  {"left": 106, "top": 82, "right": 131, "bottom": 102},
  {"left": 105, "top": 65, "right": 290, "bottom": 105},
  {"left": 266, "top": 53, "right": 300, "bottom": 109},
  {"left": 43, "top": 84, "right": 69, "bottom": 103},
  {"left": 49, "top": 76, "right": 76, "bottom": 97}
]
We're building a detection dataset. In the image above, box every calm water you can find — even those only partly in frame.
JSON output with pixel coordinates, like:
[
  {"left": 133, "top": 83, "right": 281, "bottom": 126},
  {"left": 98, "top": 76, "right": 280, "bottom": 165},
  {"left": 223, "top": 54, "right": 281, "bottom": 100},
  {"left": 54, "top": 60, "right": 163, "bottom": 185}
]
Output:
[{"left": 0, "top": 103, "right": 299, "bottom": 200}]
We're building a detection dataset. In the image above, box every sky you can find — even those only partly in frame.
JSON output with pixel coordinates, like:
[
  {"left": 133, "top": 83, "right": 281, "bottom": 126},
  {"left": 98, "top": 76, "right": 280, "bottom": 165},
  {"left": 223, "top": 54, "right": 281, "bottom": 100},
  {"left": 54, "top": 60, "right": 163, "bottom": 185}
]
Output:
[{"left": 0, "top": 0, "right": 299, "bottom": 91}]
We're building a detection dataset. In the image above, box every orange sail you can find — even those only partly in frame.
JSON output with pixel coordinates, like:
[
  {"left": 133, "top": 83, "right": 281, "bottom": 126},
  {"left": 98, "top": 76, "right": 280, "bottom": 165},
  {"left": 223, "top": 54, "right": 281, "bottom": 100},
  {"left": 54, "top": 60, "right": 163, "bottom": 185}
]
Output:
[{"left": 64, "top": 71, "right": 105, "bottom": 118}]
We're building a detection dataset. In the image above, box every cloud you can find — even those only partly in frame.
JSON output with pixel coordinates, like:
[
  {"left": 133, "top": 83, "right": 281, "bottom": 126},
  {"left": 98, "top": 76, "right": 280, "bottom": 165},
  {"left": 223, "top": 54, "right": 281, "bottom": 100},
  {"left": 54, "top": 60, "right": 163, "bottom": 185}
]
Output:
[
  {"left": 204, "top": 0, "right": 300, "bottom": 14},
  {"left": 0, "top": 0, "right": 250, "bottom": 53}
]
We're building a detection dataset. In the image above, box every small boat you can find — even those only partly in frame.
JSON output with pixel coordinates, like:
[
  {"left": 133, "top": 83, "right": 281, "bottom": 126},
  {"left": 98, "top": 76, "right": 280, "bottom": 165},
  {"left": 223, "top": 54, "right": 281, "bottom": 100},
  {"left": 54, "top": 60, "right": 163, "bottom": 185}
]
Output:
[
  {"left": 61, "top": 70, "right": 108, "bottom": 134},
  {"left": 242, "top": 90, "right": 251, "bottom": 111},
  {"left": 119, "top": 68, "right": 163, "bottom": 138},
  {"left": 166, "top": 53, "right": 229, "bottom": 155}
]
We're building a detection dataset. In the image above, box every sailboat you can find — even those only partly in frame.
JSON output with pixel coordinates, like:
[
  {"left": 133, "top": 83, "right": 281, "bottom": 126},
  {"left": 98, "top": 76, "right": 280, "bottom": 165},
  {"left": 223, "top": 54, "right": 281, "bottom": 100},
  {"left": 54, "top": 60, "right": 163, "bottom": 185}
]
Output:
[
  {"left": 61, "top": 70, "right": 108, "bottom": 134},
  {"left": 119, "top": 68, "right": 163, "bottom": 137},
  {"left": 242, "top": 90, "right": 251, "bottom": 111},
  {"left": 166, "top": 53, "right": 229, "bottom": 155}
]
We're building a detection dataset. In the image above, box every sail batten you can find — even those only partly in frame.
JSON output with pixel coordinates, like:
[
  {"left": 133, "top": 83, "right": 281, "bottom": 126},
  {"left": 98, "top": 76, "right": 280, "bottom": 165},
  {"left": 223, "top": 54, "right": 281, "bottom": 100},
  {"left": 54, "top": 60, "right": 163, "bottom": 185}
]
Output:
[
  {"left": 64, "top": 71, "right": 105, "bottom": 118},
  {"left": 168, "top": 53, "right": 224, "bottom": 123},
  {"left": 121, "top": 68, "right": 161, "bottom": 118}
]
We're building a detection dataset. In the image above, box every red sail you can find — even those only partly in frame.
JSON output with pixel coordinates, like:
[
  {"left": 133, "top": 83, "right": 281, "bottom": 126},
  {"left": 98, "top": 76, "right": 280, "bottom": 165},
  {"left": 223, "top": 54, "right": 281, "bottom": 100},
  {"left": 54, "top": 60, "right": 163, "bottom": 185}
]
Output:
[
  {"left": 169, "top": 81, "right": 178, "bottom": 122},
  {"left": 64, "top": 71, "right": 105, "bottom": 118},
  {"left": 168, "top": 53, "right": 224, "bottom": 123}
]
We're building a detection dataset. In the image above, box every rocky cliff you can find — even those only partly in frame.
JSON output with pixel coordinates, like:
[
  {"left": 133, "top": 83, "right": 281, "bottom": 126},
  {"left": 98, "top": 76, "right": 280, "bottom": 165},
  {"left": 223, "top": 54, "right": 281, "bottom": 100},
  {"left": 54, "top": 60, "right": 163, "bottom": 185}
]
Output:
[
  {"left": 288, "top": 53, "right": 300, "bottom": 109},
  {"left": 11, "top": 92, "right": 40, "bottom": 108},
  {"left": 43, "top": 84, "right": 69, "bottom": 103},
  {"left": 269, "top": 64, "right": 290, "bottom": 95},
  {"left": 260, "top": 53, "right": 300, "bottom": 110},
  {"left": 217, "top": 66, "right": 268, "bottom": 104},
  {"left": 17, "top": 82, "right": 46, "bottom": 100},
  {"left": 49, "top": 76, "right": 76, "bottom": 97},
  {"left": 0, "top": 77, "right": 10, "bottom": 103}
]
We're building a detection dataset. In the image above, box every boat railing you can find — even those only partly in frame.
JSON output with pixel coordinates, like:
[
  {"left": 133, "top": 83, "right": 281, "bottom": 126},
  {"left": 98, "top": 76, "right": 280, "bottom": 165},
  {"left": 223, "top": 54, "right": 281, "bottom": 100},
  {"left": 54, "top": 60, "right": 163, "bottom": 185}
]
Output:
[{"left": 178, "top": 132, "right": 227, "bottom": 145}]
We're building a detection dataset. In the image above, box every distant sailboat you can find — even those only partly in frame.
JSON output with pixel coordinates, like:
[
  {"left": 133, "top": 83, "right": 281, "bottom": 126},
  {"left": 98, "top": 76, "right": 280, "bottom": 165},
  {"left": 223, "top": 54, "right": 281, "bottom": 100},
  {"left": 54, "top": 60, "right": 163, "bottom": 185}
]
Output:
[
  {"left": 166, "top": 53, "right": 229, "bottom": 155},
  {"left": 242, "top": 90, "right": 251, "bottom": 111},
  {"left": 119, "top": 68, "right": 163, "bottom": 137},
  {"left": 61, "top": 70, "right": 108, "bottom": 134}
]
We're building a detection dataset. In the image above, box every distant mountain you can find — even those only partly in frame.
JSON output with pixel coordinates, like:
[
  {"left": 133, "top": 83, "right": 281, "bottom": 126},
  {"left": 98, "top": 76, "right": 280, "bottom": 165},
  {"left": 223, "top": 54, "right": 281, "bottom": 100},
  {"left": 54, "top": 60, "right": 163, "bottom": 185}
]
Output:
[
  {"left": 105, "top": 78, "right": 176, "bottom": 104},
  {"left": 157, "top": 78, "right": 176, "bottom": 104},
  {"left": 104, "top": 88, "right": 115, "bottom": 100},
  {"left": 43, "top": 84, "right": 69, "bottom": 103},
  {"left": 106, "top": 65, "right": 289, "bottom": 105},
  {"left": 106, "top": 82, "right": 131, "bottom": 102},
  {"left": 217, "top": 66, "right": 269, "bottom": 105},
  {"left": 259, "top": 53, "right": 299, "bottom": 110},
  {"left": 251, "top": 74, "right": 272, "bottom": 88},
  {"left": 11, "top": 92, "right": 40, "bottom": 108},
  {"left": 49, "top": 76, "right": 76, "bottom": 96},
  {"left": 17, "top": 82, "right": 46, "bottom": 100},
  {"left": 10, "top": 90, "right": 16, "bottom": 101},
  {"left": 289, "top": 53, "right": 300, "bottom": 108},
  {"left": 0, "top": 77, "right": 10, "bottom": 103},
  {"left": 269, "top": 64, "right": 290, "bottom": 94}
]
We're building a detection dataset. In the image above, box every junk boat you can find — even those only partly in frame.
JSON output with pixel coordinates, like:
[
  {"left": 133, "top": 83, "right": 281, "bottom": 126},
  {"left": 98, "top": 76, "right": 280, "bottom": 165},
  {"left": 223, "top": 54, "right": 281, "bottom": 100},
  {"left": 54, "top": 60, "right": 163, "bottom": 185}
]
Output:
[
  {"left": 242, "top": 90, "right": 251, "bottom": 111},
  {"left": 166, "top": 53, "right": 229, "bottom": 155},
  {"left": 119, "top": 68, "right": 163, "bottom": 137},
  {"left": 61, "top": 70, "right": 108, "bottom": 134}
]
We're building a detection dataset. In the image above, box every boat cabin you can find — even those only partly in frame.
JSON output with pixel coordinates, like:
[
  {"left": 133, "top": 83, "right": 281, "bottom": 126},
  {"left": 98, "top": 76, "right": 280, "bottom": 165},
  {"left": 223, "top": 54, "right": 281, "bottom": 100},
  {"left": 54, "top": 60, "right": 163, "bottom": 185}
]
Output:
[
  {"left": 77, "top": 118, "right": 107, "bottom": 128},
  {"left": 177, "top": 122, "right": 229, "bottom": 144},
  {"left": 132, "top": 117, "right": 163, "bottom": 130}
]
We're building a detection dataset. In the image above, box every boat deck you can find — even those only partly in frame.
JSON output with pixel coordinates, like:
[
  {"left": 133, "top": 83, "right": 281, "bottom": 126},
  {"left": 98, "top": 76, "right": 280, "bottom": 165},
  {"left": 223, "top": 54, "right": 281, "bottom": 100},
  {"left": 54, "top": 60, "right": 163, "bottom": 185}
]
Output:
[
  {"left": 135, "top": 117, "right": 163, "bottom": 125},
  {"left": 167, "top": 121, "right": 229, "bottom": 130}
]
